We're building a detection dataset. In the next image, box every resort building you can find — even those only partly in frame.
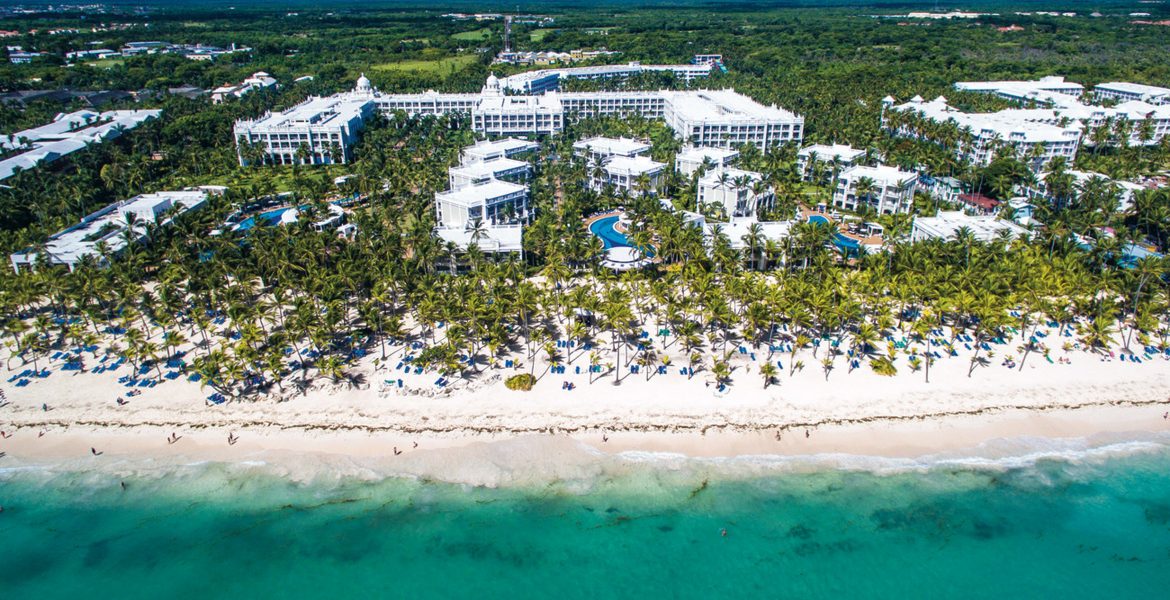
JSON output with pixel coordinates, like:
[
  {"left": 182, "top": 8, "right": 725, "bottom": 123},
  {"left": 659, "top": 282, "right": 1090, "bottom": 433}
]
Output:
[
  {"left": 956, "top": 192, "right": 1001, "bottom": 216},
  {"left": 1093, "top": 82, "right": 1170, "bottom": 106},
  {"left": 955, "top": 76, "right": 1085, "bottom": 100},
  {"left": 211, "top": 71, "right": 278, "bottom": 104},
  {"left": 921, "top": 175, "right": 966, "bottom": 204},
  {"left": 590, "top": 155, "right": 665, "bottom": 195},
  {"left": 832, "top": 165, "right": 918, "bottom": 214},
  {"left": 1026, "top": 169, "right": 1146, "bottom": 212},
  {"left": 0, "top": 109, "right": 162, "bottom": 181},
  {"left": 236, "top": 75, "right": 804, "bottom": 161},
  {"left": 573, "top": 136, "right": 652, "bottom": 163},
  {"left": 499, "top": 61, "right": 714, "bottom": 95},
  {"left": 910, "top": 211, "right": 1029, "bottom": 243},
  {"left": 10, "top": 190, "right": 209, "bottom": 272},
  {"left": 705, "top": 217, "right": 792, "bottom": 251},
  {"left": 661, "top": 89, "right": 802, "bottom": 149},
  {"left": 434, "top": 179, "right": 529, "bottom": 230},
  {"left": 697, "top": 168, "right": 773, "bottom": 217},
  {"left": 675, "top": 146, "right": 739, "bottom": 176},
  {"left": 435, "top": 224, "right": 523, "bottom": 254},
  {"left": 448, "top": 157, "right": 530, "bottom": 190},
  {"left": 461, "top": 137, "right": 539, "bottom": 163},
  {"left": 884, "top": 95, "right": 1082, "bottom": 169},
  {"left": 232, "top": 94, "right": 374, "bottom": 165},
  {"left": 797, "top": 144, "right": 865, "bottom": 182}
]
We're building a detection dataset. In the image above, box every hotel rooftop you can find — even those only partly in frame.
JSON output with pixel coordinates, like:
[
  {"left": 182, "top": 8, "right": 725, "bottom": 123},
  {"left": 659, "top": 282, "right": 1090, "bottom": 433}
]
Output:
[
  {"left": 0, "top": 109, "right": 161, "bottom": 180},
  {"left": 573, "top": 136, "right": 651, "bottom": 159},
  {"left": 798, "top": 144, "right": 865, "bottom": 162},
  {"left": 10, "top": 190, "right": 208, "bottom": 272},
  {"left": 460, "top": 137, "right": 539, "bottom": 163},
  {"left": 663, "top": 89, "right": 801, "bottom": 123},
  {"left": 911, "top": 211, "right": 1030, "bottom": 243},
  {"left": 239, "top": 94, "right": 372, "bottom": 131}
]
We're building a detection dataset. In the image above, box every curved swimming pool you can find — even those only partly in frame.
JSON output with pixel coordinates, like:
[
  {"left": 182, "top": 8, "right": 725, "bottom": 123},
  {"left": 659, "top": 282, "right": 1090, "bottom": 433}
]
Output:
[
  {"left": 588, "top": 215, "right": 629, "bottom": 249},
  {"left": 807, "top": 214, "right": 863, "bottom": 255}
]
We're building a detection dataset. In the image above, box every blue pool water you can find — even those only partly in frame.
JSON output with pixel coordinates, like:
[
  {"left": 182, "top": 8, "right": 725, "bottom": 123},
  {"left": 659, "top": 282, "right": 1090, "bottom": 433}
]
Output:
[
  {"left": 808, "top": 215, "right": 863, "bottom": 255},
  {"left": 234, "top": 206, "right": 301, "bottom": 231},
  {"left": 3, "top": 437, "right": 1170, "bottom": 599},
  {"left": 588, "top": 215, "right": 630, "bottom": 249}
]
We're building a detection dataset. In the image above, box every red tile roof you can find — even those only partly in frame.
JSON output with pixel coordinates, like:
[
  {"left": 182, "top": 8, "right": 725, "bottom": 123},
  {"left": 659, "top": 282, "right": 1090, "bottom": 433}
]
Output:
[{"left": 958, "top": 193, "right": 1000, "bottom": 211}]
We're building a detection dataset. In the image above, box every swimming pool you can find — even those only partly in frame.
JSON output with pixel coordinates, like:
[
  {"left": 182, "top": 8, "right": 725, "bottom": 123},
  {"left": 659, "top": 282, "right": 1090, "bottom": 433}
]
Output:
[
  {"left": 588, "top": 215, "right": 630, "bottom": 249},
  {"left": 807, "top": 214, "right": 863, "bottom": 255},
  {"left": 234, "top": 206, "right": 300, "bottom": 231}
]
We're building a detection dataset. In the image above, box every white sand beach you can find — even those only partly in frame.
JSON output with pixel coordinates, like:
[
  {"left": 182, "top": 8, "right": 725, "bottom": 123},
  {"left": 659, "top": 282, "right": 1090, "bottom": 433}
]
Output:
[{"left": 2, "top": 321, "right": 1169, "bottom": 480}]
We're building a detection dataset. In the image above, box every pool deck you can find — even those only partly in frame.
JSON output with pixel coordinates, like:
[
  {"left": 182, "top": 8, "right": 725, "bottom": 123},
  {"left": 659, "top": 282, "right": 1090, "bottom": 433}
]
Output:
[{"left": 800, "top": 208, "right": 884, "bottom": 248}]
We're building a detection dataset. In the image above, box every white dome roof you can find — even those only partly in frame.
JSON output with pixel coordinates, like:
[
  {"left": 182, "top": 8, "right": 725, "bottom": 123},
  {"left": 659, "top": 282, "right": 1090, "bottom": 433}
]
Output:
[{"left": 356, "top": 73, "right": 372, "bottom": 91}]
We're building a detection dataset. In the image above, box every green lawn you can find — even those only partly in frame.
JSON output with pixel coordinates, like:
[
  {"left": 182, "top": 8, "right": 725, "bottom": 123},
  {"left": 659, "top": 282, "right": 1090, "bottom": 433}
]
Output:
[
  {"left": 451, "top": 28, "right": 492, "bottom": 41},
  {"left": 529, "top": 28, "right": 555, "bottom": 42},
  {"left": 372, "top": 54, "right": 479, "bottom": 74}
]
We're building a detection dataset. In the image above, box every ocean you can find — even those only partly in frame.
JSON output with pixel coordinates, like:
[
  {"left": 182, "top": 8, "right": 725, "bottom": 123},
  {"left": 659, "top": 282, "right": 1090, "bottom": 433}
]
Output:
[{"left": 2, "top": 436, "right": 1170, "bottom": 599}]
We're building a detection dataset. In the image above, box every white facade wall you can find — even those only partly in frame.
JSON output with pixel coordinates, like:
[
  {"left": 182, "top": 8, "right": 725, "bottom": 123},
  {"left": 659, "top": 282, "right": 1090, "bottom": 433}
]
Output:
[{"left": 832, "top": 165, "right": 918, "bottom": 214}]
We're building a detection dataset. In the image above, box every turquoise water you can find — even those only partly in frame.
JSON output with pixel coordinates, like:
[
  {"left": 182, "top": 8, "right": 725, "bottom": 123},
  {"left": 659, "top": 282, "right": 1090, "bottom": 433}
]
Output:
[
  {"left": 589, "top": 215, "right": 630, "bottom": 249},
  {"left": 808, "top": 214, "right": 863, "bottom": 255},
  {"left": 3, "top": 442, "right": 1170, "bottom": 599}
]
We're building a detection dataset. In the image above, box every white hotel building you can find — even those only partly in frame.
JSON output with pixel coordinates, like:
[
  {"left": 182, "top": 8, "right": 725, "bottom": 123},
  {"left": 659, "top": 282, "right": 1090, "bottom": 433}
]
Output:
[
  {"left": 591, "top": 155, "right": 666, "bottom": 196},
  {"left": 675, "top": 146, "right": 738, "bottom": 176},
  {"left": 1093, "top": 82, "right": 1170, "bottom": 106},
  {"left": 954, "top": 76, "right": 1084, "bottom": 100},
  {"left": 911, "top": 211, "right": 1029, "bottom": 243},
  {"left": 11, "top": 190, "right": 210, "bottom": 272},
  {"left": 832, "top": 164, "right": 918, "bottom": 215},
  {"left": 573, "top": 136, "right": 652, "bottom": 163},
  {"left": 233, "top": 92, "right": 374, "bottom": 165},
  {"left": 697, "top": 168, "right": 773, "bottom": 217},
  {"left": 797, "top": 144, "right": 865, "bottom": 182},
  {"left": 461, "top": 137, "right": 539, "bottom": 163},
  {"left": 499, "top": 61, "right": 714, "bottom": 95},
  {"left": 235, "top": 74, "right": 803, "bottom": 162},
  {"left": 448, "top": 157, "right": 529, "bottom": 190},
  {"left": 884, "top": 95, "right": 1081, "bottom": 170},
  {"left": 434, "top": 179, "right": 529, "bottom": 230},
  {"left": 0, "top": 109, "right": 162, "bottom": 181}
]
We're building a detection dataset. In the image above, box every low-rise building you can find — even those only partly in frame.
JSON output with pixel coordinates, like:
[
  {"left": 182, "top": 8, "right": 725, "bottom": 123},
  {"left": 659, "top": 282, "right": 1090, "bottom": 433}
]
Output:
[
  {"left": 1094, "top": 81, "right": 1170, "bottom": 106},
  {"left": 211, "top": 71, "right": 279, "bottom": 104},
  {"left": 573, "top": 136, "right": 652, "bottom": 163},
  {"left": 697, "top": 168, "right": 773, "bottom": 217},
  {"left": 435, "top": 224, "right": 523, "bottom": 254},
  {"left": 1027, "top": 169, "right": 1146, "bottom": 212},
  {"left": 922, "top": 175, "right": 966, "bottom": 204},
  {"left": 832, "top": 165, "right": 918, "bottom": 214},
  {"left": 10, "top": 191, "right": 209, "bottom": 272},
  {"left": 448, "top": 157, "right": 530, "bottom": 190},
  {"left": 0, "top": 109, "right": 161, "bottom": 181},
  {"left": 675, "top": 146, "right": 738, "bottom": 176},
  {"left": 957, "top": 192, "right": 1000, "bottom": 216},
  {"left": 434, "top": 179, "right": 529, "bottom": 229},
  {"left": 797, "top": 144, "right": 865, "bottom": 182},
  {"left": 910, "top": 211, "right": 1029, "bottom": 243},
  {"left": 461, "top": 137, "right": 539, "bottom": 163},
  {"left": 591, "top": 155, "right": 665, "bottom": 195},
  {"left": 955, "top": 76, "right": 1085, "bottom": 100}
]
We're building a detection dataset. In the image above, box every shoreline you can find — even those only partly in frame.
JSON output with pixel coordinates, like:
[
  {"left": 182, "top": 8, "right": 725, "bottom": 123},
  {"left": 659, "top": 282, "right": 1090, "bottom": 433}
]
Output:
[
  {"left": 4, "top": 321, "right": 1170, "bottom": 483},
  {"left": 3, "top": 402, "right": 1169, "bottom": 480}
]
